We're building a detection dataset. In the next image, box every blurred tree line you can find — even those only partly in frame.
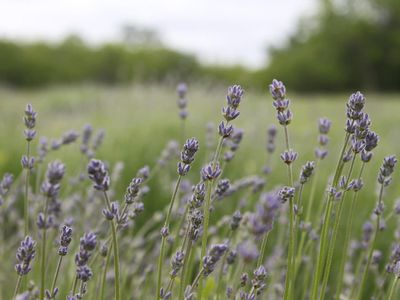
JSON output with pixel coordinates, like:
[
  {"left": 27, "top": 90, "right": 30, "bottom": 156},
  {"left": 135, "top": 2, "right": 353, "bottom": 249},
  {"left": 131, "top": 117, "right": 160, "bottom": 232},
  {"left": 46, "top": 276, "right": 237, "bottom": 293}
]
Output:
[
  {"left": 257, "top": 0, "right": 400, "bottom": 91},
  {"left": 0, "top": 0, "right": 399, "bottom": 91}
]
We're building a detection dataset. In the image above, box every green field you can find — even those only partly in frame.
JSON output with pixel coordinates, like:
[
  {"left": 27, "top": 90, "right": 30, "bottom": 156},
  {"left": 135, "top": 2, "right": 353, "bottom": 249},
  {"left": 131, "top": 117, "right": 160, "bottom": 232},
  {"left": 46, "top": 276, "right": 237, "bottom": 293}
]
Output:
[{"left": 0, "top": 84, "right": 399, "bottom": 299}]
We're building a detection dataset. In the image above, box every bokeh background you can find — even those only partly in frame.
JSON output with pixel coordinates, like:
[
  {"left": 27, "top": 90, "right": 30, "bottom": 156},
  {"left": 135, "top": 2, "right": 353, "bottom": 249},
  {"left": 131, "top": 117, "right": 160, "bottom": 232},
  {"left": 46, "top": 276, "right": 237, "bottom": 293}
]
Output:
[{"left": 0, "top": 0, "right": 399, "bottom": 228}]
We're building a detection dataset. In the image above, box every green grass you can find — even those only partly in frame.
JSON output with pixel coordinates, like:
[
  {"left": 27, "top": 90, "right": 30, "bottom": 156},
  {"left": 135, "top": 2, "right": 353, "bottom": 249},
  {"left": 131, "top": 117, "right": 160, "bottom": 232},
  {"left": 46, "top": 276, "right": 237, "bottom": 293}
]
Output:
[{"left": 0, "top": 84, "right": 399, "bottom": 299}]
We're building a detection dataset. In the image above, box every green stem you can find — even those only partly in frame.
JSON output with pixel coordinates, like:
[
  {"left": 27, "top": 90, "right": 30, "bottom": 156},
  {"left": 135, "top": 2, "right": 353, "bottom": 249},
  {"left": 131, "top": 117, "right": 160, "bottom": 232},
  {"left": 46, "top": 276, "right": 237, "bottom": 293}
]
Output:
[
  {"left": 13, "top": 275, "right": 22, "bottom": 299},
  {"left": 100, "top": 244, "right": 112, "bottom": 300},
  {"left": 40, "top": 196, "right": 50, "bottom": 300},
  {"left": 103, "top": 192, "right": 120, "bottom": 300},
  {"left": 356, "top": 183, "right": 384, "bottom": 300},
  {"left": 334, "top": 163, "right": 365, "bottom": 300},
  {"left": 257, "top": 231, "right": 270, "bottom": 267},
  {"left": 179, "top": 240, "right": 192, "bottom": 300},
  {"left": 72, "top": 277, "right": 79, "bottom": 296},
  {"left": 215, "top": 231, "right": 234, "bottom": 300},
  {"left": 24, "top": 141, "right": 31, "bottom": 237},
  {"left": 198, "top": 135, "right": 225, "bottom": 300},
  {"left": 387, "top": 277, "right": 399, "bottom": 300},
  {"left": 283, "top": 124, "right": 294, "bottom": 300},
  {"left": 156, "top": 175, "right": 182, "bottom": 300},
  {"left": 310, "top": 132, "right": 350, "bottom": 300},
  {"left": 79, "top": 280, "right": 85, "bottom": 298},
  {"left": 50, "top": 256, "right": 63, "bottom": 297},
  {"left": 319, "top": 154, "right": 357, "bottom": 299},
  {"left": 304, "top": 159, "right": 320, "bottom": 223}
]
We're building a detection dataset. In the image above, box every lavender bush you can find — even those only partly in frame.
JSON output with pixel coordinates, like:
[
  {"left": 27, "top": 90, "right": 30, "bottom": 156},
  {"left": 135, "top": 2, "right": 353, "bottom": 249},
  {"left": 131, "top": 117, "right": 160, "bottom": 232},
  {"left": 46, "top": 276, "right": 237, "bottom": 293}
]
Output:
[{"left": 0, "top": 81, "right": 399, "bottom": 300}]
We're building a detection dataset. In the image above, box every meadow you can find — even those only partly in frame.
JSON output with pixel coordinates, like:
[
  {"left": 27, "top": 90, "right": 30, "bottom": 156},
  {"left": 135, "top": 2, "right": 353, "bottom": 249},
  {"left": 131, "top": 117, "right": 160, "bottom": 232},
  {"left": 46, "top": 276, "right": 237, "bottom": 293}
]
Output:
[{"left": 0, "top": 83, "right": 399, "bottom": 299}]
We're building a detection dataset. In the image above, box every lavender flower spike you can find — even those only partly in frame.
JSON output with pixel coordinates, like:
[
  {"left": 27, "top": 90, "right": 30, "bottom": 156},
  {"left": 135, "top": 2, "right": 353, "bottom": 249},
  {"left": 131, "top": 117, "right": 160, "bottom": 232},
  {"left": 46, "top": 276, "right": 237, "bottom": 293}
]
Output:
[
  {"left": 15, "top": 236, "right": 37, "bottom": 276},
  {"left": 87, "top": 159, "right": 110, "bottom": 191}
]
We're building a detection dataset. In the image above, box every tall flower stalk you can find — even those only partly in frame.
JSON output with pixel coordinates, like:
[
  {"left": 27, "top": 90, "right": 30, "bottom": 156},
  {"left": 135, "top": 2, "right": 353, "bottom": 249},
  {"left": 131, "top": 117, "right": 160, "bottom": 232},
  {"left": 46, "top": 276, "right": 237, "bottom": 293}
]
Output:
[
  {"left": 356, "top": 155, "right": 397, "bottom": 300},
  {"left": 198, "top": 85, "right": 243, "bottom": 299},
  {"left": 269, "top": 79, "right": 297, "bottom": 299},
  {"left": 14, "top": 236, "right": 36, "bottom": 297},
  {"left": 87, "top": 159, "right": 120, "bottom": 300},
  {"left": 177, "top": 83, "right": 189, "bottom": 143},
  {"left": 39, "top": 161, "right": 65, "bottom": 300},
  {"left": 310, "top": 91, "right": 366, "bottom": 300},
  {"left": 156, "top": 138, "right": 199, "bottom": 300},
  {"left": 22, "top": 104, "right": 37, "bottom": 236}
]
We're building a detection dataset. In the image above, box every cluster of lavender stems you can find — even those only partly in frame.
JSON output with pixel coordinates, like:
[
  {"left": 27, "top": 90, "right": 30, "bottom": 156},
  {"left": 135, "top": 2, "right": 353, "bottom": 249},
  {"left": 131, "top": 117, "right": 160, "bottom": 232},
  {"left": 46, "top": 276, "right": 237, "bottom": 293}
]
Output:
[{"left": 5, "top": 82, "right": 400, "bottom": 300}]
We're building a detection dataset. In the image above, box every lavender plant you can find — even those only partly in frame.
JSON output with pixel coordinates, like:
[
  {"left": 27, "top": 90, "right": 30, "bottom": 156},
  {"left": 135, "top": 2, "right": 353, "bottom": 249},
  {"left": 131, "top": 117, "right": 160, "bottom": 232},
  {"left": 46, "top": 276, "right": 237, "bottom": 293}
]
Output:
[{"left": 2, "top": 82, "right": 399, "bottom": 300}]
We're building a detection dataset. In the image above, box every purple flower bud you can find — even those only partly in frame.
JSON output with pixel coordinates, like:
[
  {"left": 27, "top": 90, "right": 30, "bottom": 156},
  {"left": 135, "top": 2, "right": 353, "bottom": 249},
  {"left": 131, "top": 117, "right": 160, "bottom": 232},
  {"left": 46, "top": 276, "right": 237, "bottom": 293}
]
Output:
[
  {"left": 177, "top": 162, "right": 191, "bottom": 176},
  {"left": 170, "top": 250, "right": 185, "bottom": 277},
  {"left": 351, "top": 137, "right": 365, "bottom": 153},
  {"left": 361, "top": 150, "right": 373, "bottom": 163},
  {"left": 21, "top": 155, "right": 35, "bottom": 169},
  {"left": 87, "top": 159, "right": 110, "bottom": 191},
  {"left": 77, "top": 265, "right": 93, "bottom": 282},
  {"left": 364, "top": 131, "right": 379, "bottom": 151},
  {"left": 80, "top": 232, "right": 97, "bottom": 251},
  {"left": 277, "top": 110, "right": 293, "bottom": 126},
  {"left": 315, "top": 148, "right": 328, "bottom": 160},
  {"left": 348, "top": 179, "right": 363, "bottom": 191},
  {"left": 15, "top": 235, "right": 36, "bottom": 276},
  {"left": 161, "top": 226, "right": 169, "bottom": 237},
  {"left": 345, "top": 120, "right": 356, "bottom": 134},
  {"left": 46, "top": 161, "right": 65, "bottom": 184},
  {"left": 269, "top": 79, "right": 286, "bottom": 100},
  {"left": 102, "top": 201, "right": 119, "bottom": 221},
  {"left": 24, "top": 129, "right": 36, "bottom": 141},
  {"left": 318, "top": 118, "right": 332, "bottom": 134},
  {"left": 230, "top": 210, "right": 242, "bottom": 231},
  {"left": 299, "top": 161, "right": 315, "bottom": 184},
  {"left": 347, "top": 91, "right": 365, "bottom": 112},
  {"left": 203, "top": 244, "right": 228, "bottom": 276},
  {"left": 272, "top": 99, "right": 290, "bottom": 112},
  {"left": 226, "top": 85, "right": 244, "bottom": 109},
  {"left": 177, "top": 82, "right": 187, "bottom": 99},
  {"left": 218, "top": 121, "right": 234, "bottom": 138},
  {"left": 319, "top": 135, "right": 329, "bottom": 146},
  {"left": 222, "top": 106, "right": 240, "bottom": 121},
  {"left": 201, "top": 163, "right": 222, "bottom": 181},
  {"left": 280, "top": 149, "right": 298, "bottom": 165},
  {"left": 278, "top": 186, "right": 295, "bottom": 203}
]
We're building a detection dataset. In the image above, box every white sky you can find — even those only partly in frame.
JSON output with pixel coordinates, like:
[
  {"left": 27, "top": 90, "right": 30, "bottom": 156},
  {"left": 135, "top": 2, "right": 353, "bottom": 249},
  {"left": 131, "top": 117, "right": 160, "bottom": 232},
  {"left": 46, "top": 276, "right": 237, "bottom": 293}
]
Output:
[{"left": 0, "top": 0, "right": 317, "bottom": 67}]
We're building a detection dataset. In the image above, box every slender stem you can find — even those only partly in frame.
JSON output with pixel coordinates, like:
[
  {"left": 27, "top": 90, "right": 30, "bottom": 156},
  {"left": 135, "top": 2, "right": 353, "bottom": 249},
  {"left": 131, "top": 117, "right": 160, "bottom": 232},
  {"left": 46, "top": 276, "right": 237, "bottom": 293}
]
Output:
[
  {"left": 356, "top": 183, "right": 384, "bottom": 300},
  {"left": 156, "top": 175, "right": 182, "bottom": 300},
  {"left": 103, "top": 191, "right": 120, "bottom": 300},
  {"left": 257, "top": 231, "right": 270, "bottom": 267},
  {"left": 79, "top": 280, "right": 85, "bottom": 298},
  {"left": 319, "top": 154, "right": 357, "bottom": 299},
  {"left": 215, "top": 231, "right": 234, "bottom": 300},
  {"left": 13, "top": 275, "right": 22, "bottom": 299},
  {"left": 40, "top": 196, "right": 50, "bottom": 300},
  {"left": 283, "top": 124, "right": 294, "bottom": 300},
  {"left": 387, "top": 277, "right": 399, "bottom": 300},
  {"left": 310, "top": 132, "right": 350, "bottom": 300},
  {"left": 72, "top": 277, "right": 79, "bottom": 296},
  {"left": 185, "top": 268, "right": 205, "bottom": 297},
  {"left": 304, "top": 159, "right": 320, "bottom": 223},
  {"left": 100, "top": 244, "right": 112, "bottom": 300},
  {"left": 50, "top": 256, "right": 63, "bottom": 297},
  {"left": 24, "top": 141, "right": 31, "bottom": 236},
  {"left": 181, "top": 119, "right": 186, "bottom": 145},
  {"left": 198, "top": 135, "right": 225, "bottom": 300},
  {"left": 179, "top": 240, "right": 192, "bottom": 300},
  {"left": 334, "top": 162, "right": 365, "bottom": 300}
]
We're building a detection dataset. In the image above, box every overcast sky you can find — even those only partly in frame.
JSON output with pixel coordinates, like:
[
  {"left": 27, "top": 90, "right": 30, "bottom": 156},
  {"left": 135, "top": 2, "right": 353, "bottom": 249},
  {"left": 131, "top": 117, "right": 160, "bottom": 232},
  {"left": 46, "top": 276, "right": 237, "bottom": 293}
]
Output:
[{"left": 0, "top": 0, "right": 317, "bottom": 67}]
